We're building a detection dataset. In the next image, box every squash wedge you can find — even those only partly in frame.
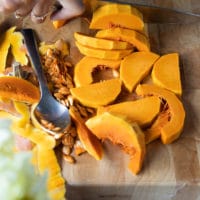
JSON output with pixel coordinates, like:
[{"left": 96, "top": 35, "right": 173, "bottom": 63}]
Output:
[{"left": 96, "top": 27, "right": 150, "bottom": 52}]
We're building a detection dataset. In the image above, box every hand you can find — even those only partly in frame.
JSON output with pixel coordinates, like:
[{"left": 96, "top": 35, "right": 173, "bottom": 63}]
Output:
[{"left": 0, "top": 0, "right": 85, "bottom": 23}]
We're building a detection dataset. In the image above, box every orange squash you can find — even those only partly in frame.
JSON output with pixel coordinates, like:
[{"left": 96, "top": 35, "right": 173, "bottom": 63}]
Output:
[
  {"left": 52, "top": 20, "right": 67, "bottom": 29},
  {"left": 86, "top": 112, "right": 146, "bottom": 174},
  {"left": 96, "top": 27, "right": 150, "bottom": 52},
  {"left": 75, "top": 41, "right": 133, "bottom": 60},
  {"left": 0, "top": 76, "right": 40, "bottom": 104},
  {"left": 97, "top": 96, "right": 161, "bottom": 127},
  {"left": 74, "top": 32, "right": 133, "bottom": 50},
  {"left": 70, "top": 78, "right": 121, "bottom": 108},
  {"left": 136, "top": 84, "right": 185, "bottom": 144},
  {"left": 74, "top": 56, "right": 121, "bottom": 87},
  {"left": 120, "top": 52, "right": 160, "bottom": 92},
  {"left": 90, "top": 3, "right": 144, "bottom": 31},
  {"left": 152, "top": 53, "right": 182, "bottom": 96},
  {"left": 69, "top": 106, "right": 103, "bottom": 160}
]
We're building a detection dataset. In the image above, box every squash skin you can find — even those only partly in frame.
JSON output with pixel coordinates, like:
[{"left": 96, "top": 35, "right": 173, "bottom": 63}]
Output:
[
  {"left": 97, "top": 96, "right": 161, "bottom": 127},
  {"left": 136, "top": 84, "right": 185, "bottom": 144},
  {"left": 120, "top": 52, "right": 160, "bottom": 92},
  {"left": 69, "top": 106, "right": 103, "bottom": 160},
  {"left": 96, "top": 27, "right": 150, "bottom": 52},
  {"left": 86, "top": 112, "right": 146, "bottom": 174},
  {"left": 74, "top": 56, "right": 121, "bottom": 87},
  {"left": 74, "top": 32, "right": 133, "bottom": 50},
  {"left": 89, "top": 3, "right": 144, "bottom": 31},
  {"left": 70, "top": 79, "right": 121, "bottom": 108},
  {"left": 152, "top": 53, "right": 182, "bottom": 96},
  {"left": 75, "top": 41, "right": 133, "bottom": 60}
]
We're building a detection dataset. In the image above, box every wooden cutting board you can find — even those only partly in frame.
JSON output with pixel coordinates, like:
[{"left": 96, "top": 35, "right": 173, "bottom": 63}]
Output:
[{"left": 0, "top": 0, "right": 200, "bottom": 199}]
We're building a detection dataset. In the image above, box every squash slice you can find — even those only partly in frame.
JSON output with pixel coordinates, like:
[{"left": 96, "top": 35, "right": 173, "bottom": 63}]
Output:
[
  {"left": 152, "top": 53, "right": 182, "bottom": 96},
  {"left": 90, "top": 3, "right": 144, "bottom": 31},
  {"left": 86, "top": 112, "right": 146, "bottom": 174},
  {"left": 69, "top": 106, "right": 103, "bottom": 160},
  {"left": 70, "top": 78, "right": 121, "bottom": 108},
  {"left": 0, "top": 76, "right": 40, "bottom": 103},
  {"left": 74, "top": 32, "right": 132, "bottom": 50},
  {"left": 136, "top": 84, "right": 185, "bottom": 144},
  {"left": 0, "top": 76, "right": 40, "bottom": 104},
  {"left": 96, "top": 27, "right": 150, "bottom": 52},
  {"left": 120, "top": 52, "right": 160, "bottom": 92},
  {"left": 75, "top": 41, "right": 132, "bottom": 60},
  {"left": 74, "top": 56, "right": 121, "bottom": 87},
  {"left": 97, "top": 96, "right": 161, "bottom": 127}
]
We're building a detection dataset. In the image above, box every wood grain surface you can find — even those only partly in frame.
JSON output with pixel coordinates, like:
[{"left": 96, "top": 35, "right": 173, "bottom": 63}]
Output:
[{"left": 0, "top": 0, "right": 200, "bottom": 200}]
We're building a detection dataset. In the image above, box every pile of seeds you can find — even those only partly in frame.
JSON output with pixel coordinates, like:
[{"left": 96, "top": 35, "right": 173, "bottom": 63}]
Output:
[{"left": 40, "top": 45, "right": 95, "bottom": 163}]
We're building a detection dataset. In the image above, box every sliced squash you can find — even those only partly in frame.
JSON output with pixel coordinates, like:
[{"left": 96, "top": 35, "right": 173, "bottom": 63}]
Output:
[
  {"left": 69, "top": 106, "right": 103, "bottom": 160},
  {"left": 152, "top": 53, "right": 182, "bottom": 96},
  {"left": 90, "top": 3, "right": 144, "bottom": 31},
  {"left": 10, "top": 31, "right": 28, "bottom": 66},
  {"left": 0, "top": 27, "right": 16, "bottom": 73},
  {"left": 120, "top": 52, "right": 160, "bottom": 92},
  {"left": 74, "top": 56, "right": 121, "bottom": 87},
  {"left": 70, "top": 78, "right": 121, "bottom": 108},
  {"left": 86, "top": 112, "right": 146, "bottom": 174},
  {"left": 74, "top": 32, "right": 132, "bottom": 50},
  {"left": 96, "top": 27, "right": 150, "bottom": 52},
  {"left": 97, "top": 96, "right": 161, "bottom": 127},
  {"left": 0, "top": 76, "right": 40, "bottom": 104},
  {"left": 136, "top": 84, "right": 185, "bottom": 144},
  {"left": 52, "top": 19, "right": 67, "bottom": 29},
  {"left": 75, "top": 41, "right": 133, "bottom": 60}
]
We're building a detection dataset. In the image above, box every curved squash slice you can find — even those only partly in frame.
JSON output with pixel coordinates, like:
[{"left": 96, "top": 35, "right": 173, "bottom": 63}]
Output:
[
  {"left": 69, "top": 106, "right": 103, "bottom": 160},
  {"left": 86, "top": 112, "right": 146, "bottom": 174},
  {"left": 136, "top": 84, "right": 185, "bottom": 144},
  {"left": 74, "top": 32, "right": 132, "bottom": 50},
  {"left": 90, "top": 3, "right": 144, "bottom": 31},
  {"left": 96, "top": 27, "right": 150, "bottom": 52},
  {"left": 0, "top": 76, "right": 40, "bottom": 104},
  {"left": 74, "top": 56, "right": 121, "bottom": 87},
  {"left": 75, "top": 41, "right": 132, "bottom": 60},
  {"left": 152, "top": 53, "right": 182, "bottom": 96},
  {"left": 70, "top": 79, "right": 121, "bottom": 108},
  {"left": 97, "top": 96, "right": 161, "bottom": 127},
  {"left": 120, "top": 52, "right": 160, "bottom": 92}
]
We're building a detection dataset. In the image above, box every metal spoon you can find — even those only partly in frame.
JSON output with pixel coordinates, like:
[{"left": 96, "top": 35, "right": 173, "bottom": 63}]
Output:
[{"left": 21, "top": 28, "right": 71, "bottom": 132}]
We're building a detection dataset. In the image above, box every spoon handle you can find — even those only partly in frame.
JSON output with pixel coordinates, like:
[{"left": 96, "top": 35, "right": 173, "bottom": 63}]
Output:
[{"left": 21, "top": 29, "right": 50, "bottom": 97}]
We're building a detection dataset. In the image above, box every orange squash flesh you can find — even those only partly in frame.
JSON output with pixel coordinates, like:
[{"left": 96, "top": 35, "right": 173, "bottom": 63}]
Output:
[
  {"left": 136, "top": 84, "right": 185, "bottom": 144},
  {"left": 152, "top": 53, "right": 182, "bottom": 96},
  {"left": 90, "top": 3, "right": 144, "bottom": 31},
  {"left": 0, "top": 76, "right": 40, "bottom": 104},
  {"left": 75, "top": 41, "right": 133, "bottom": 60},
  {"left": 86, "top": 112, "right": 146, "bottom": 174},
  {"left": 69, "top": 106, "right": 103, "bottom": 160},
  {"left": 120, "top": 52, "right": 160, "bottom": 92},
  {"left": 74, "top": 32, "right": 133, "bottom": 50},
  {"left": 70, "top": 79, "right": 121, "bottom": 108},
  {"left": 52, "top": 20, "right": 67, "bottom": 29},
  {"left": 96, "top": 27, "right": 150, "bottom": 52},
  {"left": 74, "top": 56, "right": 121, "bottom": 87},
  {"left": 97, "top": 96, "right": 161, "bottom": 127}
]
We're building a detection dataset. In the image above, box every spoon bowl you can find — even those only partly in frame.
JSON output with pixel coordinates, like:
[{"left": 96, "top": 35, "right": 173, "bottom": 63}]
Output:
[{"left": 21, "top": 29, "right": 71, "bottom": 132}]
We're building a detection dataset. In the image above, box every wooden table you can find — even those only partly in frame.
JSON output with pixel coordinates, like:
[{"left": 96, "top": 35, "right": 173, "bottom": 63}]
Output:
[{"left": 0, "top": 0, "right": 200, "bottom": 199}]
